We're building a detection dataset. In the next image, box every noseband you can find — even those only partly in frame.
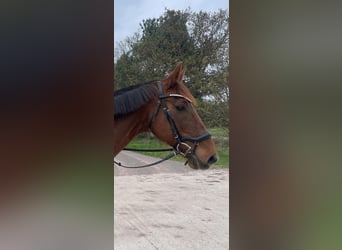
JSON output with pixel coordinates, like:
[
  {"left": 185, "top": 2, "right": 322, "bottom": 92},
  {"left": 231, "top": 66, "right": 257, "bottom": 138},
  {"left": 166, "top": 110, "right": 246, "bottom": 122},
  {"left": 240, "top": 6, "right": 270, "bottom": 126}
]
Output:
[{"left": 149, "top": 81, "right": 211, "bottom": 158}]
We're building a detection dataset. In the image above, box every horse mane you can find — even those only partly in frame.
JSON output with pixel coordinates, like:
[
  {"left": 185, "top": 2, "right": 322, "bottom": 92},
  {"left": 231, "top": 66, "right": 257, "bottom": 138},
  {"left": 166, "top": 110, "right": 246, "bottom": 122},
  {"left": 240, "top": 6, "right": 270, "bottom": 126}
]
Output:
[{"left": 114, "top": 81, "right": 157, "bottom": 119}]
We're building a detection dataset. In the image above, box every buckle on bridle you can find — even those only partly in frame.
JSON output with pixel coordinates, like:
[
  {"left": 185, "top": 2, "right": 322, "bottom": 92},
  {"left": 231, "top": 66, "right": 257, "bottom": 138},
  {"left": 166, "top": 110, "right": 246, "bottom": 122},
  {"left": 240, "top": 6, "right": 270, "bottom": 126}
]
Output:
[{"left": 176, "top": 142, "right": 192, "bottom": 156}]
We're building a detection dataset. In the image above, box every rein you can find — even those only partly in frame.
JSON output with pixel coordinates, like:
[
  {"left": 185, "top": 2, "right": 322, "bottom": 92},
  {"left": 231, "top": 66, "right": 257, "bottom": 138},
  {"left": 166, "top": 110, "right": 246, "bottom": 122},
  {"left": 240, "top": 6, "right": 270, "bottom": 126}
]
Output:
[
  {"left": 114, "top": 147, "right": 177, "bottom": 169},
  {"left": 114, "top": 150, "right": 178, "bottom": 169},
  {"left": 114, "top": 81, "right": 211, "bottom": 169}
]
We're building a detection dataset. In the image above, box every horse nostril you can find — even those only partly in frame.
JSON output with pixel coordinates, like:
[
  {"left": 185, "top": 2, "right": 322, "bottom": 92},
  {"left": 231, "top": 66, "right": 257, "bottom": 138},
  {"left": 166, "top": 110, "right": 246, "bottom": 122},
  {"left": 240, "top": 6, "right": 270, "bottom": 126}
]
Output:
[{"left": 207, "top": 155, "right": 218, "bottom": 165}]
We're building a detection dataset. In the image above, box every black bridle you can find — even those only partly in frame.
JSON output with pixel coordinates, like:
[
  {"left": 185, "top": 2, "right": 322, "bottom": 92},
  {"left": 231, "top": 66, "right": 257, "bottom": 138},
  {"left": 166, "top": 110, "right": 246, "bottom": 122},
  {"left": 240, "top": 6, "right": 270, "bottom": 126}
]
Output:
[
  {"left": 149, "top": 81, "right": 211, "bottom": 156},
  {"left": 114, "top": 81, "right": 211, "bottom": 169}
]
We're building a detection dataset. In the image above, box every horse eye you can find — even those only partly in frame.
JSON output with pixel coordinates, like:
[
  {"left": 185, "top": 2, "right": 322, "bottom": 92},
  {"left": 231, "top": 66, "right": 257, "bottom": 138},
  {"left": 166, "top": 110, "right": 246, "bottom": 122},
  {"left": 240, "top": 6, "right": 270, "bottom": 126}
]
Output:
[{"left": 175, "top": 105, "right": 186, "bottom": 111}]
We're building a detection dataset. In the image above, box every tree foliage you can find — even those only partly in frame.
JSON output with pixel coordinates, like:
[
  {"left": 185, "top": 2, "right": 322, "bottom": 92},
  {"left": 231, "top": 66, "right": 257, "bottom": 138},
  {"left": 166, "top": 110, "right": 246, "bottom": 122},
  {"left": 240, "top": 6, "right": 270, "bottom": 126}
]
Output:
[{"left": 114, "top": 8, "right": 229, "bottom": 127}]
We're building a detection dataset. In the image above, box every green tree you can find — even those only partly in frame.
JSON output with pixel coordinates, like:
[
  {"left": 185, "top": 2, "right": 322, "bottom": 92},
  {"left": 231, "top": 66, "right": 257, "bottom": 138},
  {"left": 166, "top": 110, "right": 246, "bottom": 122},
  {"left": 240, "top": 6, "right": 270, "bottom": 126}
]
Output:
[
  {"left": 185, "top": 9, "right": 229, "bottom": 98},
  {"left": 114, "top": 8, "right": 229, "bottom": 127}
]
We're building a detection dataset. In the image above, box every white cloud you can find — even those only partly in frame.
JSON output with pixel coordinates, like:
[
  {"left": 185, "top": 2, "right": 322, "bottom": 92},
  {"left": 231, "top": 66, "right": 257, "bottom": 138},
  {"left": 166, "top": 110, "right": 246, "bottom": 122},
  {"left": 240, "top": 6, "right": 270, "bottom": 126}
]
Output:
[{"left": 114, "top": 0, "right": 229, "bottom": 46}]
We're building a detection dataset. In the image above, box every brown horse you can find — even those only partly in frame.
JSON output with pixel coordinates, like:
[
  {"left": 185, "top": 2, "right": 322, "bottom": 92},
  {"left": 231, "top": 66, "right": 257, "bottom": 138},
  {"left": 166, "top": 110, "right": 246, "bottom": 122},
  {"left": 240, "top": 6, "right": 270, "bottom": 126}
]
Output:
[{"left": 114, "top": 64, "right": 218, "bottom": 169}]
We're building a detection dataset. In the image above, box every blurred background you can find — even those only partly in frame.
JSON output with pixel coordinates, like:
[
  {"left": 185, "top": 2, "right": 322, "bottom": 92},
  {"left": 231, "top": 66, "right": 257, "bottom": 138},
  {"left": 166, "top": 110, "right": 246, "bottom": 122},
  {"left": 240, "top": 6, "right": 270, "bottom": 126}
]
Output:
[{"left": 230, "top": 0, "right": 342, "bottom": 249}]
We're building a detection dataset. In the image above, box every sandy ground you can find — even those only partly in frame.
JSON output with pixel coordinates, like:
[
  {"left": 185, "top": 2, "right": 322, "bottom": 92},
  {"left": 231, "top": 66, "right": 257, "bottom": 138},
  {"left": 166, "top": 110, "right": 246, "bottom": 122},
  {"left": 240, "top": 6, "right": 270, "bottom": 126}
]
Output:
[{"left": 114, "top": 151, "right": 229, "bottom": 250}]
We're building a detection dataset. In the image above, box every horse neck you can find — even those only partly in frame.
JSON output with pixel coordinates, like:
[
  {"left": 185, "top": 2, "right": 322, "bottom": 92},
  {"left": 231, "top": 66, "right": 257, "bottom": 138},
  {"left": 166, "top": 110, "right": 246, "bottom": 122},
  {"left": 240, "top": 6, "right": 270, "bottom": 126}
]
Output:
[{"left": 113, "top": 105, "right": 153, "bottom": 156}]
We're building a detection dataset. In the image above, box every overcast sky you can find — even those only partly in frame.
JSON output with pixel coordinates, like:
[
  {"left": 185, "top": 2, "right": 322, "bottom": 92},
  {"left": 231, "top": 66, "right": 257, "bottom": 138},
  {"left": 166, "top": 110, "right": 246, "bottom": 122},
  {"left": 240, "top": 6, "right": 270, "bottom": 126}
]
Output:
[{"left": 114, "top": 0, "right": 229, "bottom": 46}]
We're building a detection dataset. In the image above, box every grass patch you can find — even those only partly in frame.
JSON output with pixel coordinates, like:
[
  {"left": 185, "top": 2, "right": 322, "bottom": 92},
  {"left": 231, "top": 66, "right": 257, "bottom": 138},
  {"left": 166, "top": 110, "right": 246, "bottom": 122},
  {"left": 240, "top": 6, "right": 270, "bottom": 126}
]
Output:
[
  {"left": 215, "top": 147, "right": 229, "bottom": 168},
  {"left": 210, "top": 127, "right": 229, "bottom": 137},
  {"left": 126, "top": 127, "right": 229, "bottom": 168}
]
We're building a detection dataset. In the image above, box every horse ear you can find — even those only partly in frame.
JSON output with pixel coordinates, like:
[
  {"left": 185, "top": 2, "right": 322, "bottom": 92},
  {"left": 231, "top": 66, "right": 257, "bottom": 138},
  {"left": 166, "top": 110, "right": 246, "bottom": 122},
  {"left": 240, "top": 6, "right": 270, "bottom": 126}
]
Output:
[
  {"left": 179, "top": 68, "right": 186, "bottom": 81},
  {"left": 164, "top": 63, "right": 185, "bottom": 90}
]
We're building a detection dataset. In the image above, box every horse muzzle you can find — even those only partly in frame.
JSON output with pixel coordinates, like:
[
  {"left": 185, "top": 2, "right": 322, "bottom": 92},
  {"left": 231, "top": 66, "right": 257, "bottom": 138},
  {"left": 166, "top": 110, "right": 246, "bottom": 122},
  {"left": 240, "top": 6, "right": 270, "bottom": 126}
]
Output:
[{"left": 185, "top": 153, "right": 217, "bottom": 170}]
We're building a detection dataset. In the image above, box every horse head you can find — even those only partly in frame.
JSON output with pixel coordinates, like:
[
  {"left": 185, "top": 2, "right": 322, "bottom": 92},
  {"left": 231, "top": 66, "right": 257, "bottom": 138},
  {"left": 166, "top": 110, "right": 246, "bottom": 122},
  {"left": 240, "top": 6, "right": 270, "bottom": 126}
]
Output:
[{"left": 149, "top": 63, "right": 218, "bottom": 169}]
